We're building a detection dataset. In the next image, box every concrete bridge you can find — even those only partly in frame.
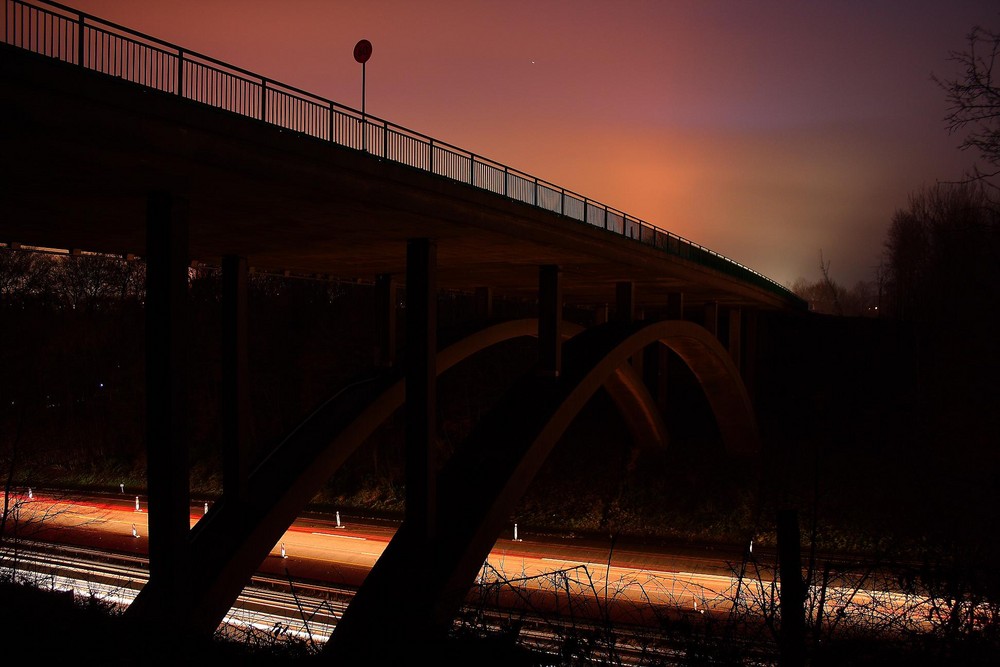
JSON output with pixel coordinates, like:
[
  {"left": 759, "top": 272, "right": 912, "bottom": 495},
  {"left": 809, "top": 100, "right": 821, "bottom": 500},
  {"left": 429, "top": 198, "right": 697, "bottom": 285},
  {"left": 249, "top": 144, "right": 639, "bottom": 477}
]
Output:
[{"left": 1, "top": 0, "right": 805, "bottom": 660}]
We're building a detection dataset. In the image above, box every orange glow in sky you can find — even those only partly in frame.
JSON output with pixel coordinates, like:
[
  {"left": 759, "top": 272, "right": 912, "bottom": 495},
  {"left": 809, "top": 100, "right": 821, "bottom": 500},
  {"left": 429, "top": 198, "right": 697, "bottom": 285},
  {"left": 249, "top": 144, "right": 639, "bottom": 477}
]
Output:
[{"left": 59, "top": 0, "right": 999, "bottom": 287}]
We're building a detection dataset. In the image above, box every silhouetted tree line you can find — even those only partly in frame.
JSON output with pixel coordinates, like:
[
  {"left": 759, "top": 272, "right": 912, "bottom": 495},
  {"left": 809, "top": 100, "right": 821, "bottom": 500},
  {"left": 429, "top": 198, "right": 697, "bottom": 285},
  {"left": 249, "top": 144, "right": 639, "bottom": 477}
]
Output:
[
  {"left": 882, "top": 181, "right": 999, "bottom": 325},
  {"left": 786, "top": 19, "right": 1000, "bottom": 484},
  {"left": 878, "top": 180, "right": 999, "bottom": 531},
  {"left": 0, "top": 251, "right": 385, "bottom": 491},
  {"left": 770, "top": 25, "right": 1000, "bottom": 590},
  {"left": 782, "top": 199, "right": 999, "bottom": 551},
  {"left": 795, "top": 24, "right": 1000, "bottom": 322},
  {"left": 883, "top": 21, "right": 1000, "bottom": 330}
]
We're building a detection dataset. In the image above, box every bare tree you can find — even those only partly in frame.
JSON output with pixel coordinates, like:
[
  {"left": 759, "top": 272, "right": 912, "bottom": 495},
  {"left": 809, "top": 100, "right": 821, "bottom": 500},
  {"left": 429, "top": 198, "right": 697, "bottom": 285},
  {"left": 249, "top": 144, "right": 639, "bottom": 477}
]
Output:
[
  {"left": 0, "top": 247, "right": 54, "bottom": 305},
  {"left": 790, "top": 252, "right": 879, "bottom": 317},
  {"left": 936, "top": 26, "right": 1000, "bottom": 192},
  {"left": 50, "top": 252, "right": 144, "bottom": 311},
  {"left": 817, "top": 250, "right": 843, "bottom": 317}
]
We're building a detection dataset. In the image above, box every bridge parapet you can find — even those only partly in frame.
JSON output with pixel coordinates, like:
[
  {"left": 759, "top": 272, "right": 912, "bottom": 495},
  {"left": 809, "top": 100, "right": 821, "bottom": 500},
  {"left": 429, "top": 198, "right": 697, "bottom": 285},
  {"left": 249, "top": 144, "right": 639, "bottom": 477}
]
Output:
[{"left": 2, "top": 0, "right": 801, "bottom": 305}]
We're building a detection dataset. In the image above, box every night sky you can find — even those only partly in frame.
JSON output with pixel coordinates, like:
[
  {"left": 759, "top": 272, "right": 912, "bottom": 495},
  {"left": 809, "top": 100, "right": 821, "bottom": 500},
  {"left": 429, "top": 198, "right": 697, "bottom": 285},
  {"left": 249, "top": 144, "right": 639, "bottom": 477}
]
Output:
[{"left": 60, "top": 0, "right": 999, "bottom": 288}]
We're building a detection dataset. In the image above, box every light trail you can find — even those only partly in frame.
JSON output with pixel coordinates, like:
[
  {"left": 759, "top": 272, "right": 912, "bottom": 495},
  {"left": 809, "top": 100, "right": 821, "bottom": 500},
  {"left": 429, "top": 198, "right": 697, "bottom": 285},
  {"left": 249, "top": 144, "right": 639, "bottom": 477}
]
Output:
[{"left": 3, "top": 490, "right": 963, "bottom": 659}]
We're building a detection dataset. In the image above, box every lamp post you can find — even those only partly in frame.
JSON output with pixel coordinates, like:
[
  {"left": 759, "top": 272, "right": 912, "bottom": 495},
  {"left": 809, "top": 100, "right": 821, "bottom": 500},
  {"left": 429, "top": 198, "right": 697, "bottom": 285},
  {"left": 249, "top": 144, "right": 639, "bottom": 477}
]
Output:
[{"left": 354, "top": 39, "right": 372, "bottom": 151}]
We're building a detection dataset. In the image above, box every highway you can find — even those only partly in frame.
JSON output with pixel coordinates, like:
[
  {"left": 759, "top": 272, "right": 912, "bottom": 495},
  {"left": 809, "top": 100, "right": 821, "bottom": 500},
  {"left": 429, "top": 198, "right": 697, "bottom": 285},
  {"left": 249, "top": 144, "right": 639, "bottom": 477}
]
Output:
[
  {"left": 6, "top": 489, "right": 748, "bottom": 611},
  {"left": 3, "top": 489, "right": 950, "bottom": 660}
]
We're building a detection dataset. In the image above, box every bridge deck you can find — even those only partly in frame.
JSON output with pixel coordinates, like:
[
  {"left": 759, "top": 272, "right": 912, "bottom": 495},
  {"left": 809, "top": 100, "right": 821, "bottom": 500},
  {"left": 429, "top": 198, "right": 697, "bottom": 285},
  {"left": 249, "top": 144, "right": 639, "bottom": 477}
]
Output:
[{"left": 2, "top": 44, "right": 798, "bottom": 312}]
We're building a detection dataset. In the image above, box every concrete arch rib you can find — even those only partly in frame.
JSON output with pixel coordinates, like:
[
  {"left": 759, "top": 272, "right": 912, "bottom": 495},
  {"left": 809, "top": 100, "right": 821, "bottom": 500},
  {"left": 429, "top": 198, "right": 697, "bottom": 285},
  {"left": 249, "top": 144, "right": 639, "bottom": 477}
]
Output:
[
  {"left": 128, "top": 318, "right": 663, "bottom": 636},
  {"left": 324, "top": 319, "right": 759, "bottom": 660}
]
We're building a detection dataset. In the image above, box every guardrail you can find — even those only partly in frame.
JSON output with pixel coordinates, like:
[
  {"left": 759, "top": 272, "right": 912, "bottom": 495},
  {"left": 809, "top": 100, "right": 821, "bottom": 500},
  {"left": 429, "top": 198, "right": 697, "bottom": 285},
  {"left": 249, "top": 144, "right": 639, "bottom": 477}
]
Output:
[{"left": 2, "top": 0, "right": 799, "bottom": 302}]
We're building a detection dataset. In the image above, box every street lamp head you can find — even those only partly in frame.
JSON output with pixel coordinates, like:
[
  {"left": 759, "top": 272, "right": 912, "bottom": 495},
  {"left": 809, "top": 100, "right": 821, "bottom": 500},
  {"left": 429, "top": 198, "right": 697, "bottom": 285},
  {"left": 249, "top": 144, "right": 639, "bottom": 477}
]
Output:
[{"left": 354, "top": 39, "right": 372, "bottom": 64}]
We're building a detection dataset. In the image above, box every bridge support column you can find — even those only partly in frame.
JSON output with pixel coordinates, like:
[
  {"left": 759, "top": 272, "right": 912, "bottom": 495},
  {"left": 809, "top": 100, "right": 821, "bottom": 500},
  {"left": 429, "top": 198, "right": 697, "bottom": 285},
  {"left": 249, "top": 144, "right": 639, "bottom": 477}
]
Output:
[
  {"left": 615, "top": 281, "right": 634, "bottom": 323},
  {"left": 778, "top": 508, "right": 806, "bottom": 667},
  {"left": 222, "top": 255, "right": 252, "bottom": 502},
  {"left": 744, "top": 309, "right": 759, "bottom": 398},
  {"left": 728, "top": 306, "right": 742, "bottom": 373},
  {"left": 475, "top": 286, "right": 493, "bottom": 325},
  {"left": 375, "top": 273, "right": 397, "bottom": 368},
  {"left": 615, "top": 281, "right": 643, "bottom": 376},
  {"left": 143, "top": 191, "right": 191, "bottom": 632},
  {"left": 655, "top": 292, "right": 686, "bottom": 410},
  {"left": 642, "top": 342, "right": 668, "bottom": 412},
  {"left": 406, "top": 239, "right": 437, "bottom": 544},
  {"left": 538, "top": 265, "right": 562, "bottom": 377},
  {"left": 667, "top": 292, "right": 684, "bottom": 320},
  {"left": 704, "top": 300, "right": 719, "bottom": 337},
  {"left": 594, "top": 303, "right": 608, "bottom": 325}
]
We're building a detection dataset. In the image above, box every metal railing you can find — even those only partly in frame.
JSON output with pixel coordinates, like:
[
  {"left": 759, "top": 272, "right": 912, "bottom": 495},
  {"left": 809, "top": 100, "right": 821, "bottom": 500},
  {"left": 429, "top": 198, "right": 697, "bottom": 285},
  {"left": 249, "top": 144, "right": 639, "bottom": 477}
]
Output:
[{"left": 2, "top": 0, "right": 799, "bottom": 302}]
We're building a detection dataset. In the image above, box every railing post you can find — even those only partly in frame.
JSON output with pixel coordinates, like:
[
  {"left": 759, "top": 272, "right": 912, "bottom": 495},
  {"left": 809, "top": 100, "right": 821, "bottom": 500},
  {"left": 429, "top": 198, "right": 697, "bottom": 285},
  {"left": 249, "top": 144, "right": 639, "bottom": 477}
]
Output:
[
  {"left": 260, "top": 79, "right": 267, "bottom": 122},
  {"left": 533, "top": 177, "right": 538, "bottom": 206},
  {"left": 176, "top": 49, "right": 183, "bottom": 96},
  {"left": 470, "top": 154, "right": 475, "bottom": 186},
  {"left": 328, "top": 103, "right": 335, "bottom": 143},
  {"left": 383, "top": 121, "right": 388, "bottom": 158},
  {"left": 604, "top": 206, "right": 608, "bottom": 230},
  {"left": 77, "top": 14, "right": 85, "bottom": 67},
  {"left": 503, "top": 166, "right": 508, "bottom": 197},
  {"left": 429, "top": 139, "right": 434, "bottom": 174}
]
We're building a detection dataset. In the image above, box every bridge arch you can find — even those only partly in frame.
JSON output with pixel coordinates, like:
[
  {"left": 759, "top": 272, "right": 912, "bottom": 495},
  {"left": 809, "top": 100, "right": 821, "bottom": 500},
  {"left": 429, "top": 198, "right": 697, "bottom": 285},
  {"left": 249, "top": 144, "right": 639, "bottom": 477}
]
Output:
[
  {"left": 324, "top": 318, "right": 759, "bottom": 659},
  {"left": 129, "top": 318, "right": 665, "bottom": 634}
]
